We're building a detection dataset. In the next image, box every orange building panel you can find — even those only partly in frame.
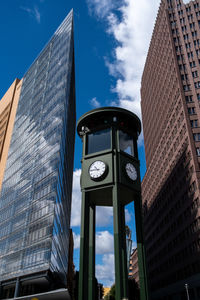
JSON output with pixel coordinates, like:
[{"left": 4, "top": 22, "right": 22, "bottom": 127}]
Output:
[{"left": 0, "top": 79, "right": 22, "bottom": 191}]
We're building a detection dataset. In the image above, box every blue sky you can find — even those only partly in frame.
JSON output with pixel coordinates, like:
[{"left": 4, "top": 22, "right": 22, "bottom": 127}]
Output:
[{"left": 0, "top": 0, "right": 160, "bottom": 286}]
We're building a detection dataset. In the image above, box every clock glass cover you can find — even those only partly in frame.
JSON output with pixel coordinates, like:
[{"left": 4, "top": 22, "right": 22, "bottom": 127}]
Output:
[
  {"left": 125, "top": 163, "right": 137, "bottom": 181},
  {"left": 89, "top": 161, "right": 107, "bottom": 180}
]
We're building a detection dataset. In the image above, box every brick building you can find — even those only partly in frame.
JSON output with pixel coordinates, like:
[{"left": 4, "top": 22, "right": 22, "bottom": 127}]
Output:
[
  {"left": 128, "top": 249, "right": 139, "bottom": 284},
  {"left": 141, "top": 0, "right": 200, "bottom": 299}
]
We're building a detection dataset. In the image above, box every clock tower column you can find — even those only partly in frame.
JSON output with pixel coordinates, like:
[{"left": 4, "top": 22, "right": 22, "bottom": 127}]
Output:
[{"left": 77, "top": 107, "right": 149, "bottom": 300}]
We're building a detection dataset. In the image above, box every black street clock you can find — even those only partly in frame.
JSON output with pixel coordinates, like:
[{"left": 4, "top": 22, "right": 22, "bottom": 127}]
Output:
[{"left": 77, "top": 107, "right": 149, "bottom": 300}]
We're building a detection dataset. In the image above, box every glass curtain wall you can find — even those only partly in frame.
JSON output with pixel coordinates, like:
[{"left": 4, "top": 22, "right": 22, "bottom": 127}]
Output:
[{"left": 0, "top": 10, "right": 75, "bottom": 285}]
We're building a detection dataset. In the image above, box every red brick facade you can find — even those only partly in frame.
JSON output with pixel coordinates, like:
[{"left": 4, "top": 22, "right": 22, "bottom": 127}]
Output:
[
  {"left": 129, "top": 249, "right": 139, "bottom": 284},
  {"left": 141, "top": 0, "right": 200, "bottom": 299}
]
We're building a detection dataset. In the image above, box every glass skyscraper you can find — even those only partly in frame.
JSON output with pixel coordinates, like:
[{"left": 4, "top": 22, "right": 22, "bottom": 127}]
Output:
[{"left": 0, "top": 10, "right": 75, "bottom": 298}]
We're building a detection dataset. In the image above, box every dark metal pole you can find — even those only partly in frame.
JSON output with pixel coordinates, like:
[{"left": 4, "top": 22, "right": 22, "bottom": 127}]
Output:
[
  {"left": 113, "top": 184, "right": 129, "bottom": 300},
  {"left": 88, "top": 204, "right": 96, "bottom": 300},
  {"left": 134, "top": 196, "right": 149, "bottom": 300},
  {"left": 78, "top": 191, "right": 89, "bottom": 300},
  {"left": 0, "top": 282, "right": 2, "bottom": 300}
]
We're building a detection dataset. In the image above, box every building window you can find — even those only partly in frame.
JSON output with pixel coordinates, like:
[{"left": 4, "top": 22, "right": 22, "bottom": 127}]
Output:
[
  {"left": 192, "top": 31, "right": 198, "bottom": 37},
  {"left": 186, "top": 95, "right": 193, "bottom": 102},
  {"left": 188, "top": 107, "right": 196, "bottom": 114},
  {"left": 185, "top": 42, "right": 191, "bottom": 48},
  {"left": 188, "top": 14, "right": 193, "bottom": 21},
  {"left": 197, "top": 93, "right": 200, "bottom": 100},
  {"left": 196, "top": 148, "right": 200, "bottom": 156},
  {"left": 183, "top": 84, "right": 191, "bottom": 91},
  {"left": 190, "top": 120, "right": 198, "bottom": 127},
  {"left": 195, "top": 81, "right": 200, "bottom": 88},
  {"left": 193, "top": 133, "right": 200, "bottom": 141},
  {"left": 190, "top": 61, "right": 196, "bottom": 68},
  {"left": 190, "top": 23, "right": 195, "bottom": 29},
  {"left": 192, "top": 71, "right": 198, "bottom": 77}
]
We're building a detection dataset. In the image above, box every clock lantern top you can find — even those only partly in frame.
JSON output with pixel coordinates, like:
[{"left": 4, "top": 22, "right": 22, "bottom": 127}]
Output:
[
  {"left": 77, "top": 106, "right": 141, "bottom": 158},
  {"left": 77, "top": 107, "right": 141, "bottom": 205},
  {"left": 77, "top": 107, "right": 141, "bottom": 136}
]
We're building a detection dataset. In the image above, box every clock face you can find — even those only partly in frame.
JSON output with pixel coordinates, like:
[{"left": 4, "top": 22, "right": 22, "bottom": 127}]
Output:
[
  {"left": 125, "top": 163, "right": 137, "bottom": 181},
  {"left": 89, "top": 161, "right": 107, "bottom": 180}
]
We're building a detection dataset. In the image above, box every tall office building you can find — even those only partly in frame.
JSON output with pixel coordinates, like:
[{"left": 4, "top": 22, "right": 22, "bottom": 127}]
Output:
[
  {"left": 141, "top": 0, "right": 200, "bottom": 299},
  {"left": 0, "top": 10, "right": 75, "bottom": 299}
]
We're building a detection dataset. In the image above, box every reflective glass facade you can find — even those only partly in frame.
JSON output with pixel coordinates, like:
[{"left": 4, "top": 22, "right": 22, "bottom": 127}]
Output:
[{"left": 0, "top": 10, "right": 75, "bottom": 285}]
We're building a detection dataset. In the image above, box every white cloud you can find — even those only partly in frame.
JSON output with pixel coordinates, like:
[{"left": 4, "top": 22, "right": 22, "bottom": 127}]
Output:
[
  {"left": 125, "top": 208, "right": 131, "bottom": 223},
  {"left": 89, "top": 97, "right": 101, "bottom": 108},
  {"left": 86, "top": 0, "right": 116, "bottom": 19},
  {"left": 96, "top": 231, "right": 114, "bottom": 254},
  {"left": 107, "top": 0, "right": 160, "bottom": 119},
  {"left": 87, "top": 0, "right": 160, "bottom": 121},
  {"left": 20, "top": 5, "right": 41, "bottom": 23},
  {"left": 73, "top": 232, "right": 80, "bottom": 249},
  {"left": 73, "top": 230, "right": 114, "bottom": 255},
  {"left": 96, "top": 206, "right": 113, "bottom": 226},
  {"left": 96, "top": 253, "right": 115, "bottom": 286},
  {"left": 70, "top": 169, "right": 82, "bottom": 227}
]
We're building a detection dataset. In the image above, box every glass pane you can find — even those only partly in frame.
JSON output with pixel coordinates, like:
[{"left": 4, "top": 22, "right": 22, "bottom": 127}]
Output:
[
  {"left": 87, "top": 128, "right": 111, "bottom": 154},
  {"left": 119, "top": 130, "right": 134, "bottom": 156}
]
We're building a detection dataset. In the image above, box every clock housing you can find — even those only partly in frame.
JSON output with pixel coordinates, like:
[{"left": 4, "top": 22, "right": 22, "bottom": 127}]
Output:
[
  {"left": 117, "top": 152, "right": 141, "bottom": 193},
  {"left": 81, "top": 153, "right": 114, "bottom": 189}
]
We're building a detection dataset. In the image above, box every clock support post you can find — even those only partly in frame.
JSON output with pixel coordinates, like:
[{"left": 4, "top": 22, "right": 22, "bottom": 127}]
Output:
[
  {"left": 88, "top": 203, "right": 96, "bottom": 300},
  {"left": 113, "top": 184, "right": 129, "bottom": 299},
  {"left": 78, "top": 191, "right": 89, "bottom": 300},
  {"left": 135, "top": 195, "right": 149, "bottom": 300},
  {"left": 77, "top": 107, "right": 149, "bottom": 300}
]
